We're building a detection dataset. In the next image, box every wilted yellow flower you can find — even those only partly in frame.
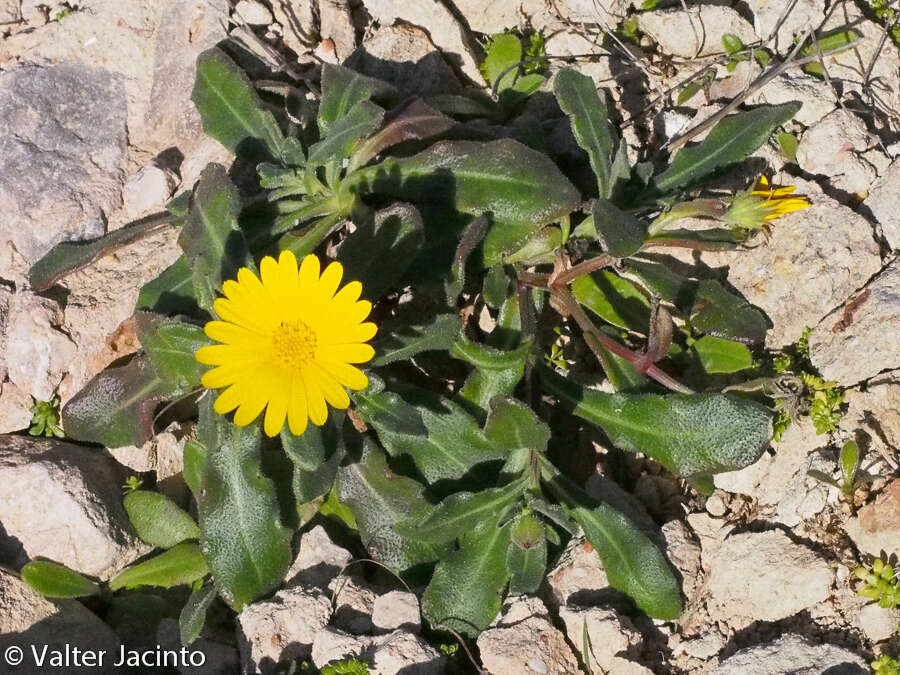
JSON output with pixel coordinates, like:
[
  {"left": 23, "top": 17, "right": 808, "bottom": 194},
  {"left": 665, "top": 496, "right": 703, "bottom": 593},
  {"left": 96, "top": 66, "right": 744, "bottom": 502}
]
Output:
[
  {"left": 724, "top": 175, "right": 811, "bottom": 229},
  {"left": 195, "top": 251, "right": 376, "bottom": 437}
]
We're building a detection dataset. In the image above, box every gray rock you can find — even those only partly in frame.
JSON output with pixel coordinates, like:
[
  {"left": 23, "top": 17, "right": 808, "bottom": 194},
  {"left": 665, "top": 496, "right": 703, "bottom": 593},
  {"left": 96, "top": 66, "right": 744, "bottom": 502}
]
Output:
[
  {"left": 705, "top": 529, "right": 832, "bottom": 628},
  {"left": 694, "top": 177, "right": 882, "bottom": 348},
  {"left": 348, "top": 24, "right": 462, "bottom": 98},
  {"left": 542, "top": 535, "right": 610, "bottom": 611},
  {"left": 0, "top": 380, "right": 32, "bottom": 434},
  {"left": 371, "top": 631, "right": 444, "bottom": 675},
  {"left": 122, "top": 164, "right": 178, "bottom": 219},
  {"left": 361, "top": 0, "right": 481, "bottom": 83},
  {"left": 558, "top": 606, "right": 641, "bottom": 670},
  {"left": 712, "top": 634, "right": 867, "bottom": 674},
  {"left": 477, "top": 597, "right": 579, "bottom": 675},
  {"left": 746, "top": 70, "right": 835, "bottom": 126},
  {"left": 0, "top": 569, "right": 121, "bottom": 675},
  {"left": 638, "top": 6, "right": 755, "bottom": 58},
  {"left": 318, "top": 0, "right": 357, "bottom": 63},
  {"left": 236, "top": 585, "right": 332, "bottom": 670},
  {"left": 660, "top": 519, "right": 702, "bottom": 599},
  {"left": 675, "top": 630, "right": 726, "bottom": 660},
  {"left": 797, "top": 110, "right": 880, "bottom": 195},
  {"left": 311, "top": 627, "right": 373, "bottom": 669},
  {"left": 810, "top": 259, "right": 900, "bottom": 384},
  {"left": 557, "top": 0, "right": 629, "bottom": 25},
  {"left": 234, "top": 0, "right": 273, "bottom": 26},
  {"left": 0, "top": 64, "right": 127, "bottom": 265},
  {"left": 0, "top": 435, "right": 145, "bottom": 578},
  {"left": 866, "top": 158, "right": 900, "bottom": 250},
  {"left": 329, "top": 576, "right": 377, "bottom": 634},
  {"left": 156, "top": 618, "right": 240, "bottom": 675},
  {"left": 857, "top": 603, "right": 900, "bottom": 643},
  {"left": 843, "top": 377, "right": 900, "bottom": 465},
  {"left": 746, "top": 0, "right": 825, "bottom": 48},
  {"left": 450, "top": 0, "right": 551, "bottom": 33},
  {"left": 286, "top": 525, "right": 353, "bottom": 588},
  {"left": 0, "top": 0, "right": 19, "bottom": 24},
  {"left": 844, "top": 478, "right": 900, "bottom": 557},
  {"left": 371, "top": 591, "right": 420, "bottom": 634},
  {"left": 145, "top": 0, "right": 229, "bottom": 154}
]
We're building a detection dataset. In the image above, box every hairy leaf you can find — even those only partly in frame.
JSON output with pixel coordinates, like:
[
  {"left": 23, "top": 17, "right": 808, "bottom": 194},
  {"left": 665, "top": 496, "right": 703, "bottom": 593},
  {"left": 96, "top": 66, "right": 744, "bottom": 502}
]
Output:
[
  {"left": 554, "top": 68, "right": 616, "bottom": 198},
  {"left": 124, "top": 490, "right": 201, "bottom": 549},
  {"left": 539, "top": 365, "right": 772, "bottom": 476},
  {"left": 62, "top": 355, "right": 179, "bottom": 447},
  {"left": 308, "top": 99, "right": 385, "bottom": 163},
  {"left": 370, "top": 313, "right": 462, "bottom": 367},
  {"left": 318, "top": 63, "right": 396, "bottom": 136},
  {"left": 134, "top": 312, "right": 207, "bottom": 391},
  {"left": 421, "top": 518, "right": 510, "bottom": 637},
  {"left": 507, "top": 513, "right": 547, "bottom": 595},
  {"left": 573, "top": 270, "right": 650, "bottom": 332},
  {"left": 178, "top": 164, "right": 251, "bottom": 312},
  {"left": 355, "top": 384, "right": 506, "bottom": 483},
  {"left": 195, "top": 398, "right": 292, "bottom": 610},
  {"left": 483, "top": 396, "right": 550, "bottom": 454},
  {"left": 137, "top": 255, "right": 200, "bottom": 316},
  {"left": 109, "top": 542, "right": 210, "bottom": 591},
  {"left": 179, "top": 582, "right": 217, "bottom": 646},
  {"left": 339, "top": 203, "right": 424, "bottom": 299},
  {"left": 336, "top": 442, "right": 446, "bottom": 570},
  {"left": 692, "top": 335, "right": 753, "bottom": 373},
  {"left": 481, "top": 33, "right": 522, "bottom": 91},
  {"left": 451, "top": 336, "right": 531, "bottom": 419},
  {"left": 21, "top": 561, "right": 100, "bottom": 599},
  {"left": 690, "top": 279, "right": 767, "bottom": 345},
  {"left": 592, "top": 199, "right": 645, "bottom": 258},
  {"left": 281, "top": 415, "right": 346, "bottom": 504},
  {"left": 192, "top": 48, "right": 285, "bottom": 159},
  {"left": 654, "top": 103, "right": 801, "bottom": 193}
]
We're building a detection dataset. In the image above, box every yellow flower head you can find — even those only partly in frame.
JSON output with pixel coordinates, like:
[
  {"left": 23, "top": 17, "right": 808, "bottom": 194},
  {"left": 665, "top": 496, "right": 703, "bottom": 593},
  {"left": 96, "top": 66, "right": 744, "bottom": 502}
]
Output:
[
  {"left": 724, "top": 175, "right": 811, "bottom": 229},
  {"left": 195, "top": 251, "right": 376, "bottom": 437}
]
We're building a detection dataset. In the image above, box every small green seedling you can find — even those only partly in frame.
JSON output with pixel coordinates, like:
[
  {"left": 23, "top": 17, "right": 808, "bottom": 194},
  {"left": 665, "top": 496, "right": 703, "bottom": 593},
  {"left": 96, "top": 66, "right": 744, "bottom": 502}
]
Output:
[
  {"left": 29, "top": 396, "right": 64, "bottom": 438},
  {"left": 808, "top": 440, "right": 862, "bottom": 499},
  {"left": 321, "top": 659, "right": 370, "bottom": 675},
  {"left": 873, "top": 653, "right": 900, "bottom": 675},
  {"left": 122, "top": 476, "right": 144, "bottom": 494},
  {"left": 855, "top": 557, "right": 900, "bottom": 609}
]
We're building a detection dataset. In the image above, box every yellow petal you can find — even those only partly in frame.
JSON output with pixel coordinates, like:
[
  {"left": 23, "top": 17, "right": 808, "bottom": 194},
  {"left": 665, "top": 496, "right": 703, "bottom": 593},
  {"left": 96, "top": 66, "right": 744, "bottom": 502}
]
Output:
[
  {"left": 319, "top": 343, "right": 375, "bottom": 364},
  {"left": 318, "top": 361, "right": 369, "bottom": 391},
  {"left": 317, "top": 261, "right": 343, "bottom": 301},
  {"left": 263, "top": 388, "right": 289, "bottom": 437},
  {"left": 287, "top": 374, "right": 309, "bottom": 436},
  {"left": 302, "top": 369, "right": 328, "bottom": 426},
  {"left": 311, "top": 363, "right": 350, "bottom": 410},
  {"left": 213, "top": 383, "right": 245, "bottom": 414},
  {"left": 205, "top": 320, "right": 264, "bottom": 345},
  {"left": 299, "top": 254, "right": 321, "bottom": 291}
]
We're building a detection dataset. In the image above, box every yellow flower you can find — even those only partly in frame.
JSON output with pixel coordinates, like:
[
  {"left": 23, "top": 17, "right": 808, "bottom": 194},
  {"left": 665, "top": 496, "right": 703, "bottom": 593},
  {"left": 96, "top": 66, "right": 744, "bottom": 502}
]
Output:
[
  {"left": 724, "top": 175, "right": 811, "bottom": 229},
  {"left": 195, "top": 251, "right": 376, "bottom": 437}
]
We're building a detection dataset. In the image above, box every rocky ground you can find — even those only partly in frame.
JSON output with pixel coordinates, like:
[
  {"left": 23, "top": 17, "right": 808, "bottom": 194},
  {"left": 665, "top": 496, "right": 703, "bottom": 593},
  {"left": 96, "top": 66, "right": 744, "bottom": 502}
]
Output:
[{"left": 1, "top": 0, "right": 899, "bottom": 673}]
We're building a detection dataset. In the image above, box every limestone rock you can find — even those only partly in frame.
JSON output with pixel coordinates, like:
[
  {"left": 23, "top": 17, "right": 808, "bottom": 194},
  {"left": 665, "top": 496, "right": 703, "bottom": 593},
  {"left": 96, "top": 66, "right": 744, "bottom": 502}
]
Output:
[
  {"left": 858, "top": 603, "right": 900, "bottom": 643},
  {"left": 348, "top": 24, "right": 462, "bottom": 98},
  {"left": 122, "top": 164, "right": 178, "bottom": 219},
  {"left": 311, "top": 627, "right": 373, "bottom": 669},
  {"left": 476, "top": 597, "right": 579, "bottom": 675},
  {"left": 843, "top": 377, "right": 900, "bottom": 462},
  {"left": 0, "top": 0, "right": 19, "bottom": 24},
  {"left": 638, "top": 7, "right": 755, "bottom": 58},
  {"left": 660, "top": 519, "right": 702, "bottom": 599},
  {"left": 329, "top": 576, "right": 377, "bottom": 634},
  {"left": 234, "top": 0, "right": 273, "bottom": 26},
  {"left": 236, "top": 585, "right": 332, "bottom": 670},
  {"left": 180, "top": 137, "right": 234, "bottom": 189},
  {"left": 867, "top": 158, "right": 900, "bottom": 249},
  {"left": 0, "top": 64, "right": 127, "bottom": 266},
  {"left": 156, "top": 618, "right": 240, "bottom": 675},
  {"left": 450, "top": 0, "right": 551, "bottom": 34},
  {"left": 712, "top": 634, "right": 867, "bottom": 674},
  {"left": 371, "top": 631, "right": 444, "bottom": 675},
  {"left": 705, "top": 529, "right": 832, "bottom": 628},
  {"left": 542, "top": 535, "right": 610, "bottom": 611},
  {"left": 0, "top": 381, "right": 32, "bottom": 434},
  {"left": 747, "top": 0, "right": 826, "bottom": 48},
  {"left": 0, "top": 569, "right": 121, "bottom": 675},
  {"left": 0, "top": 435, "right": 145, "bottom": 579},
  {"left": 797, "top": 110, "right": 880, "bottom": 196},
  {"left": 557, "top": 606, "right": 642, "bottom": 671},
  {"left": 747, "top": 70, "right": 835, "bottom": 126},
  {"left": 286, "top": 525, "right": 353, "bottom": 588},
  {"left": 372, "top": 591, "right": 420, "bottom": 634},
  {"left": 810, "top": 259, "right": 900, "bottom": 384},
  {"left": 318, "top": 0, "right": 357, "bottom": 63},
  {"left": 844, "top": 478, "right": 900, "bottom": 557}
]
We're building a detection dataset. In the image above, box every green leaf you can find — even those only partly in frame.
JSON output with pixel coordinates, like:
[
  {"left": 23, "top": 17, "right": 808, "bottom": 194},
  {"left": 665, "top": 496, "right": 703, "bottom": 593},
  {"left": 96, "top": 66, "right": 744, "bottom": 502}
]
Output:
[
  {"left": 192, "top": 48, "right": 285, "bottom": 160},
  {"left": 124, "top": 490, "right": 201, "bottom": 548},
  {"left": 483, "top": 264, "right": 509, "bottom": 309},
  {"left": 134, "top": 312, "right": 207, "bottom": 391},
  {"left": 109, "top": 542, "right": 210, "bottom": 591},
  {"left": 396, "top": 480, "right": 526, "bottom": 545},
  {"left": 506, "top": 513, "right": 547, "bottom": 595},
  {"left": 801, "top": 30, "right": 860, "bottom": 77},
  {"left": 595, "top": 343, "right": 651, "bottom": 392},
  {"left": 347, "top": 139, "right": 580, "bottom": 230},
  {"left": 137, "top": 255, "right": 200, "bottom": 316},
  {"left": 308, "top": 100, "right": 385, "bottom": 164},
  {"left": 29, "top": 212, "right": 174, "bottom": 292},
  {"left": 483, "top": 396, "right": 550, "bottom": 454},
  {"left": 421, "top": 518, "right": 511, "bottom": 636},
  {"left": 554, "top": 68, "right": 616, "bottom": 198},
  {"left": 840, "top": 440, "right": 860, "bottom": 489},
  {"left": 481, "top": 33, "right": 522, "bottom": 91},
  {"left": 540, "top": 458, "right": 681, "bottom": 619},
  {"left": 654, "top": 103, "right": 801, "bottom": 193},
  {"left": 451, "top": 336, "right": 531, "bottom": 419},
  {"left": 183, "top": 439, "right": 207, "bottom": 500},
  {"left": 690, "top": 279, "right": 767, "bottom": 345},
  {"left": 318, "top": 63, "right": 396, "bottom": 137},
  {"left": 351, "top": 98, "right": 456, "bottom": 171},
  {"left": 195, "top": 398, "right": 292, "bottom": 610},
  {"left": 692, "top": 335, "right": 753, "bottom": 373},
  {"left": 21, "top": 560, "right": 101, "bottom": 599},
  {"left": 572, "top": 270, "right": 650, "bottom": 332},
  {"left": 281, "top": 415, "right": 346, "bottom": 504},
  {"left": 539, "top": 364, "right": 772, "bottom": 476},
  {"left": 178, "top": 164, "right": 251, "bottom": 312},
  {"left": 62, "top": 354, "right": 179, "bottom": 447},
  {"left": 355, "top": 384, "right": 506, "bottom": 483},
  {"left": 677, "top": 80, "right": 704, "bottom": 105},
  {"left": 336, "top": 442, "right": 447, "bottom": 570},
  {"left": 777, "top": 132, "right": 798, "bottom": 162},
  {"left": 179, "top": 582, "right": 217, "bottom": 646},
  {"left": 370, "top": 313, "right": 463, "bottom": 367},
  {"left": 338, "top": 203, "right": 424, "bottom": 299},
  {"left": 722, "top": 33, "right": 744, "bottom": 55},
  {"left": 591, "top": 199, "right": 646, "bottom": 258}
]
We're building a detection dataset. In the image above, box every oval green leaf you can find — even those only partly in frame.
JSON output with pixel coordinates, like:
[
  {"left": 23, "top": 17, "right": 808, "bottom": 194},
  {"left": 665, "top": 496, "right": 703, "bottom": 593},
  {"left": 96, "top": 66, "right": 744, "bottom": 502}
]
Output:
[{"left": 21, "top": 560, "right": 101, "bottom": 599}]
